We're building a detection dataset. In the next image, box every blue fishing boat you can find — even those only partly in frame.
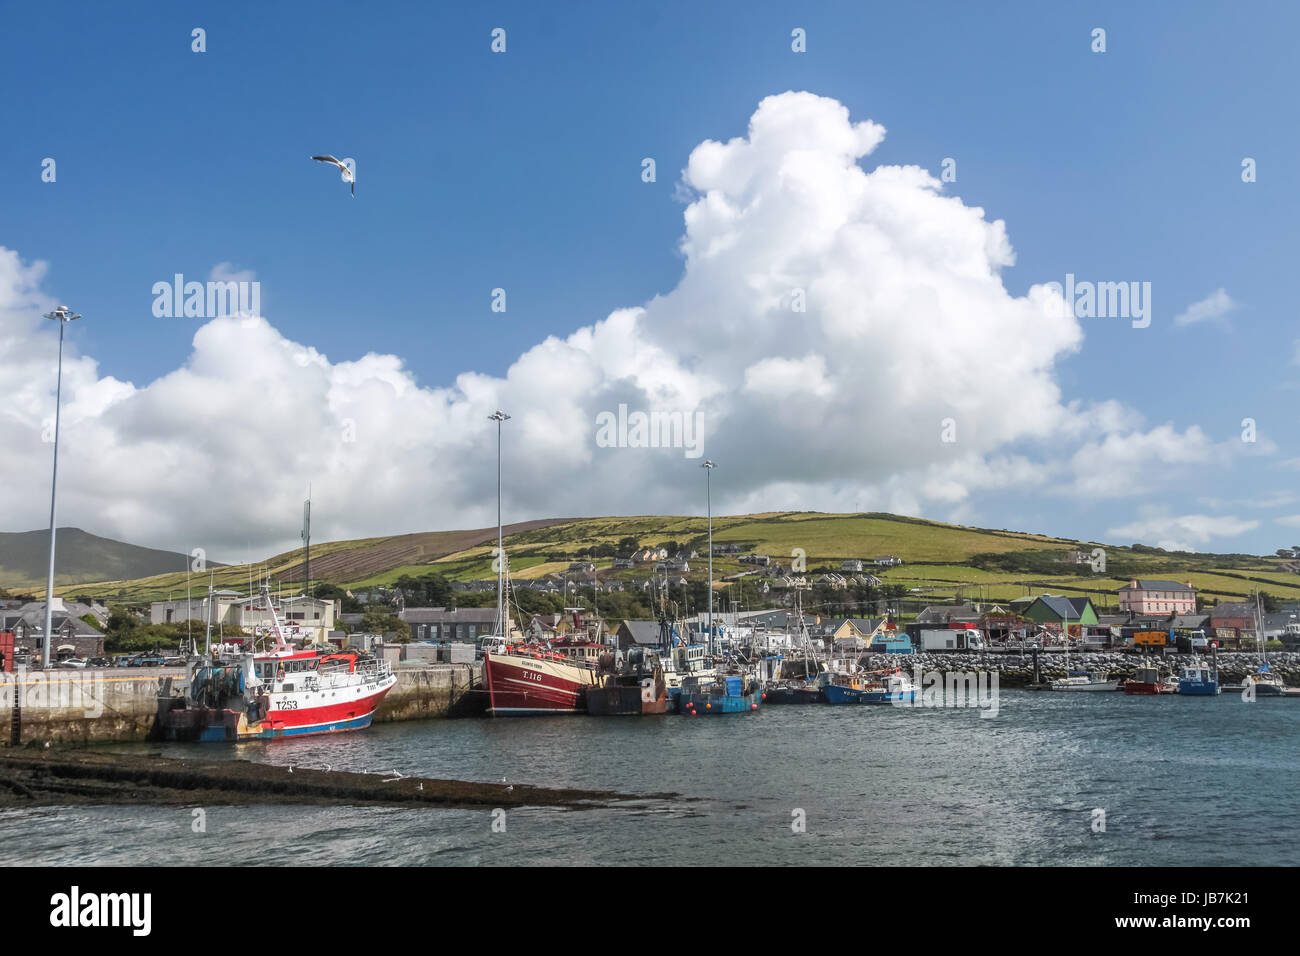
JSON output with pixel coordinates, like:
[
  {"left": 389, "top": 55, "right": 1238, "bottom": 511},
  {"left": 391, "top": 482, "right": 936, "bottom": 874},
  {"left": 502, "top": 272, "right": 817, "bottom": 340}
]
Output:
[
  {"left": 1177, "top": 660, "right": 1220, "bottom": 696},
  {"left": 678, "top": 674, "right": 760, "bottom": 715},
  {"left": 821, "top": 667, "right": 917, "bottom": 705}
]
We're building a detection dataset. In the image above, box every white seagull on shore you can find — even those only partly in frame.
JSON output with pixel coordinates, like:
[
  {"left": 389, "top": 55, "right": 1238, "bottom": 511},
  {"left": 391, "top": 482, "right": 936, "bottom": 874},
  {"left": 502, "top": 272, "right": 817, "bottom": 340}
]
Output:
[{"left": 311, "top": 154, "right": 355, "bottom": 196}]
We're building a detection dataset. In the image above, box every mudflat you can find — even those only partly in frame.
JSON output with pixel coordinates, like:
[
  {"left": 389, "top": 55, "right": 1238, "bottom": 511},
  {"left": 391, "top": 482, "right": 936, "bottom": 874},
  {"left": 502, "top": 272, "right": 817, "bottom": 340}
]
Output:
[{"left": 0, "top": 748, "right": 674, "bottom": 811}]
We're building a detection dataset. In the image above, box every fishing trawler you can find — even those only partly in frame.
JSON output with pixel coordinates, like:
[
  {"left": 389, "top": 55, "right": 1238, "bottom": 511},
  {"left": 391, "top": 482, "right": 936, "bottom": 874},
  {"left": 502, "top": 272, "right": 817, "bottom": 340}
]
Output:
[
  {"left": 585, "top": 647, "right": 668, "bottom": 715},
  {"left": 157, "top": 585, "right": 396, "bottom": 741},
  {"left": 679, "top": 673, "right": 760, "bottom": 715},
  {"left": 821, "top": 666, "right": 918, "bottom": 704},
  {"left": 1124, "top": 664, "right": 1178, "bottom": 695},
  {"left": 484, "top": 619, "right": 605, "bottom": 715},
  {"left": 1177, "top": 659, "right": 1221, "bottom": 696}
]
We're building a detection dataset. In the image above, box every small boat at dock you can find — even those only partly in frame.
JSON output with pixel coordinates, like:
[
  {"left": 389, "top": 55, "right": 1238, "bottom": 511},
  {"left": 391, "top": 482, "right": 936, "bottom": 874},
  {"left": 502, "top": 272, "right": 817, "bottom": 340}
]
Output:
[
  {"left": 1124, "top": 665, "right": 1178, "bottom": 695},
  {"left": 584, "top": 648, "right": 668, "bottom": 716},
  {"left": 1177, "top": 660, "right": 1221, "bottom": 696},
  {"left": 1050, "top": 670, "right": 1119, "bottom": 692},
  {"left": 679, "top": 674, "right": 760, "bottom": 715},
  {"left": 763, "top": 679, "right": 825, "bottom": 704},
  {"left": 821, "top": 667, "right": 917, "bottom": 705}
]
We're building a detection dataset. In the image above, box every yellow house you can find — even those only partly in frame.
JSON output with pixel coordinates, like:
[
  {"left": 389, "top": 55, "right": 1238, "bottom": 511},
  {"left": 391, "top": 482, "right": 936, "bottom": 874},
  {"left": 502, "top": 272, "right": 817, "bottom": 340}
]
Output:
[{"left": 832, "top": 617, "right": 889, "bottom": 643}]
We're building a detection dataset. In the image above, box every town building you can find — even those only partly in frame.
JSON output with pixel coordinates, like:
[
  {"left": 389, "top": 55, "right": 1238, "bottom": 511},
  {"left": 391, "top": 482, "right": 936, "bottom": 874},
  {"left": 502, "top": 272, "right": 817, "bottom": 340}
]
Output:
[
  {"left": 614, "top": 620, "right": 665, "bottom": 652},
  {"left": 1118, "top": 579, "right": 1197, "bottom": 615},
  {"left": 914, "top": 604, "right": 980, "bottom": 626},
  {"left": 400, "top": 607, "right": 500, "bottom": 643},
  {"left": 149, "top": 591, "right": 338, "bottom": 644},
  {"left": 1022, "top": 595, "right": 1099, "bottom": 628},
  {"left": 830, "top": 617, "right": 888, "bottom": 643},
  {"left": 0, "top": 599, "right": 106, "bottom": 661}
]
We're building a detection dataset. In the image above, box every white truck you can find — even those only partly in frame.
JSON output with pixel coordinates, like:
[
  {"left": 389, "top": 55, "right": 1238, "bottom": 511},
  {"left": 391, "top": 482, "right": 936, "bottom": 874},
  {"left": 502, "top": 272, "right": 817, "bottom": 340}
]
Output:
[{"left": 919, "top": 627, "right": 985, "bottom": 652}]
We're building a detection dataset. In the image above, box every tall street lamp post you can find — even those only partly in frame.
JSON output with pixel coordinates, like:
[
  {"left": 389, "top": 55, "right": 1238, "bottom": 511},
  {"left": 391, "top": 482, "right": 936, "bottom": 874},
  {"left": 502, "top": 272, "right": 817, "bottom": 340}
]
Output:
[
  {"left": 42, "top": 306, "right": 81, "bottom": 668},
  {"left": 489, "top": 410, "right": 511, "bottom": 637}
]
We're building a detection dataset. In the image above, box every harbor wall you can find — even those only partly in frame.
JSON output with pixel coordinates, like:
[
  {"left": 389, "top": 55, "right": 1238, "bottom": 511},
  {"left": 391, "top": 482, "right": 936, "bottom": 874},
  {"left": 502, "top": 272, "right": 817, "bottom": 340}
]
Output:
[
  {"left": 1, "top": 663, "right": 482, "bottom": 745},
  {"left": 853, "top": 651, "right": 1300, "bottom": 686},
  {"left": 375, "top": 663, "right": 485, "bottom": 721}
]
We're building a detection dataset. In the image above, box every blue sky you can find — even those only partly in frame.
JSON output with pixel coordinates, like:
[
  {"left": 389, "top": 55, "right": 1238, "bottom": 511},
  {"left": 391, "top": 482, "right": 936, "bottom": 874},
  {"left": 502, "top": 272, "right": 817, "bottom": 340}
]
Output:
[{"left": 2, "top": 1, "right": 1298, "bottom": 558}]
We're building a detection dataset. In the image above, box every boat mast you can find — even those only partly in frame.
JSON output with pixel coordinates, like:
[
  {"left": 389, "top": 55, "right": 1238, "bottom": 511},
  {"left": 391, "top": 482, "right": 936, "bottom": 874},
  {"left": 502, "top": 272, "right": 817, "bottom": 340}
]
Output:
[
  {"left": 702, "top": 459, "right": 716, "bottom": 656},
  {"left": 1256, "top": 590, "right": 1266, "bottom": 669},
  {"left": 1063, "top": 596, "right": 1070, "bottom": 674},
  {"left": 204, "top": 569, "right": 214, "bottom": 655},
  {"left": 489, "top": 410, "right": 510, "bottom": 639}
]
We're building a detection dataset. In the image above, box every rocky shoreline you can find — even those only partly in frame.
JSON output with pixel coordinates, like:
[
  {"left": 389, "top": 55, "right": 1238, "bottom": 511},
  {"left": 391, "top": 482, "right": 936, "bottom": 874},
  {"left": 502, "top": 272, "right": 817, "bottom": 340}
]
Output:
[{"left": 853, "top": 651, "right": 1300, "bottom": 687}]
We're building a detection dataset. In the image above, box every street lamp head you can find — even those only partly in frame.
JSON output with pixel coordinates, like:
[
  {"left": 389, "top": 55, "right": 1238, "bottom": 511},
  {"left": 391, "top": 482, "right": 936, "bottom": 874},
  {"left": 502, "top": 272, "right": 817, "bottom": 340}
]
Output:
[
  {"left": 44, "top": 306, "right": 82, "bottom": 323},
  {"left": 701, "top": 459, "right": 716, "bottom": 469},
  {"left": 488, "top": 410, "right": 511, "bottom": 422}
]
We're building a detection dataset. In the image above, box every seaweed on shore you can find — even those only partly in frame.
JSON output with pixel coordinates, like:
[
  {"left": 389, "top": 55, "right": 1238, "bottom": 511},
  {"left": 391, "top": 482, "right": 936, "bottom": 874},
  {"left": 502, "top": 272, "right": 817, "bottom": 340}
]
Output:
[{"left": 0, "top": 749, "right": 679, "bottom": 812}]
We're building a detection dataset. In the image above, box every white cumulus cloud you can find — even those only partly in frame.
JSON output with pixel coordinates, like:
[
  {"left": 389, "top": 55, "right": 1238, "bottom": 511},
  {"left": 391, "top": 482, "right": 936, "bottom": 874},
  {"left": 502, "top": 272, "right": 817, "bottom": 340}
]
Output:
[
  {"left": 1106, "top": 513, "right": 1260, "bottom": 552},
  {"left": 0, "top": 92, "right": 1242, "bottom": 559},
  {"left": 1173, "top": 288, "right": 1237, "bottom": 327}
]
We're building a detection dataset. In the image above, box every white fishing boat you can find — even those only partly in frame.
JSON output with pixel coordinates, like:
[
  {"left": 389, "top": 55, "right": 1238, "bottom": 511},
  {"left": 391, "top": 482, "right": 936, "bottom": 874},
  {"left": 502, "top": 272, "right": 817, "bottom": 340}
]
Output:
[
  {"left": 1050, "top": 672, "right": 1119, "bottom": 691},
  {"left": 1049, "top": 602, "right": 1118, "bottom": 691}
]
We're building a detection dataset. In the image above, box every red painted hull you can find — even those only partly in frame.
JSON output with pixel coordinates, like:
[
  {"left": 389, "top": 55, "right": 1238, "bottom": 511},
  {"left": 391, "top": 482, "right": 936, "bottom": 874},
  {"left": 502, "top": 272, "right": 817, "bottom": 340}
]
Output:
[
  {"left": 484, "top": 652, "right": 597, "bottom": 715},
  {"left": 267, "top": 686, "right": 393, "bottom": 730}
]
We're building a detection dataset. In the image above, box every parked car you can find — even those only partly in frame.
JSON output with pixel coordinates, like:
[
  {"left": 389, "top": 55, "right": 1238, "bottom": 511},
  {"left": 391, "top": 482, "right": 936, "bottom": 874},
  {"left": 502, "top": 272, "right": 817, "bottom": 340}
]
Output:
[
  {"left": 56, "top": 658, "right": 88, "bottom": 669},
  {"left": 163, "top": 656, "right": 187, "bottom": 667},
  {"left": 135, "top": 655, "right": 166, "bottom": 667},
  {"left": 87, "top": 657, "right": 111, "bottom": 668}
]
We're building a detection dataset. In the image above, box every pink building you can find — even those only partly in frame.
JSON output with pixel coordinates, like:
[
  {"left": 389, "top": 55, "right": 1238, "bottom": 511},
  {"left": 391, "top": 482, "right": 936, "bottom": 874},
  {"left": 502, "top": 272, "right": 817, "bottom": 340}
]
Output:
[{"left": 1118, "top": 579, "right": 1197, "bottom": 616}]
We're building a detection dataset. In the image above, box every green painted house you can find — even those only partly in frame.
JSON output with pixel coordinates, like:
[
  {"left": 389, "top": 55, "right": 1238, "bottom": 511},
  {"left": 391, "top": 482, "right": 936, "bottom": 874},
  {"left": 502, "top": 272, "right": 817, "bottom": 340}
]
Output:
[{"left": 1023, "top": 595, "right": 1098, "bottom": 627}]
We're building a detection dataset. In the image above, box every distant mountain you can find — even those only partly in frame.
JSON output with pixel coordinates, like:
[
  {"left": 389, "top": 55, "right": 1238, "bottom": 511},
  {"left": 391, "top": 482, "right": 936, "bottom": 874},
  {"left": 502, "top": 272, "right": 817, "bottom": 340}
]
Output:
[{"left": 0, "top": 528, "right": 213, "bottom": 590}]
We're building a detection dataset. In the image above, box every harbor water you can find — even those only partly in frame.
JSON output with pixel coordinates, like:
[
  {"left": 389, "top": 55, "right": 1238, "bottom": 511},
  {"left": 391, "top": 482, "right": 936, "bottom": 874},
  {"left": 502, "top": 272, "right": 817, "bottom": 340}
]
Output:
[{"left": 3, "top": 690, "right": 1298, "bottom": 866}]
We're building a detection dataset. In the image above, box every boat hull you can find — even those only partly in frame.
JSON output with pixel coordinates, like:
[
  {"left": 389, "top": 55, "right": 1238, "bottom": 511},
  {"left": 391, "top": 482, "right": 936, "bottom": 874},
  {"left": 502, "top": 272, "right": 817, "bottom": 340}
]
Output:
[
  {"left": 484, "top": 652, "right": 597, "bottom": 715},
  {"left": 1124, "top": 681, "right": 1175, "bottom": 696},
  {"left": 679, "top": 690, "right": 759, "bottom": 714},
  {"left": 823, "top": 684, "right": 916, "bottom": 705},
  {"left": 159, "top": 683, "right": 393, "bottom": 741},
  {"left": 1178, "top": 680, "right": 1221, "bottom": 696},
  {"left": 585, "top": 683, "right": 668, "bottom": 716},
  {"left": 764, "top": 685, "right": 825, "bottom": 705}
]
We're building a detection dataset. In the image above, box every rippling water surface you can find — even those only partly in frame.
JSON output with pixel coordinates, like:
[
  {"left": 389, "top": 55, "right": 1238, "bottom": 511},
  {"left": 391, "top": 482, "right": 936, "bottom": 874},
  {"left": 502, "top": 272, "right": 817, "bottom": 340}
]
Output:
[{"left": 3, "top": 691, "right": 1297, "bottom": 865}]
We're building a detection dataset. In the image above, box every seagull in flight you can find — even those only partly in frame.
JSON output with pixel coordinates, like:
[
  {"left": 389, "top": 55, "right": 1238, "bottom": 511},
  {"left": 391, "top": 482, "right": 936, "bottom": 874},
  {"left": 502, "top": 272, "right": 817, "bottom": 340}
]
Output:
[{"left": 311, "top": 155, "right": 354, "bottom": 196}]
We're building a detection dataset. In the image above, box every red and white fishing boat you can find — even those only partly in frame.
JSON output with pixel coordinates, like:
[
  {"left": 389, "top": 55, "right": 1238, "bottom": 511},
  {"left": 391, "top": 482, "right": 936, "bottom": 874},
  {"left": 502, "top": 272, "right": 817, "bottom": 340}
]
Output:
[
  {"left": 483, "top": 620, "right": 604, "bottom": 715},
  {"left": 158, "top": 585, "right": 397, "bottom": 741}
]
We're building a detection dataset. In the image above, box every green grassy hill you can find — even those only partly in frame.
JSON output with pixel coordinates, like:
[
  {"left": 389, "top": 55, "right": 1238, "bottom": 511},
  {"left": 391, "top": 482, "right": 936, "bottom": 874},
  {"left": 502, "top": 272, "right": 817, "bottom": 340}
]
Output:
[{"left": 43, "top": 511, "right": 1300, "bottom": 608}]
